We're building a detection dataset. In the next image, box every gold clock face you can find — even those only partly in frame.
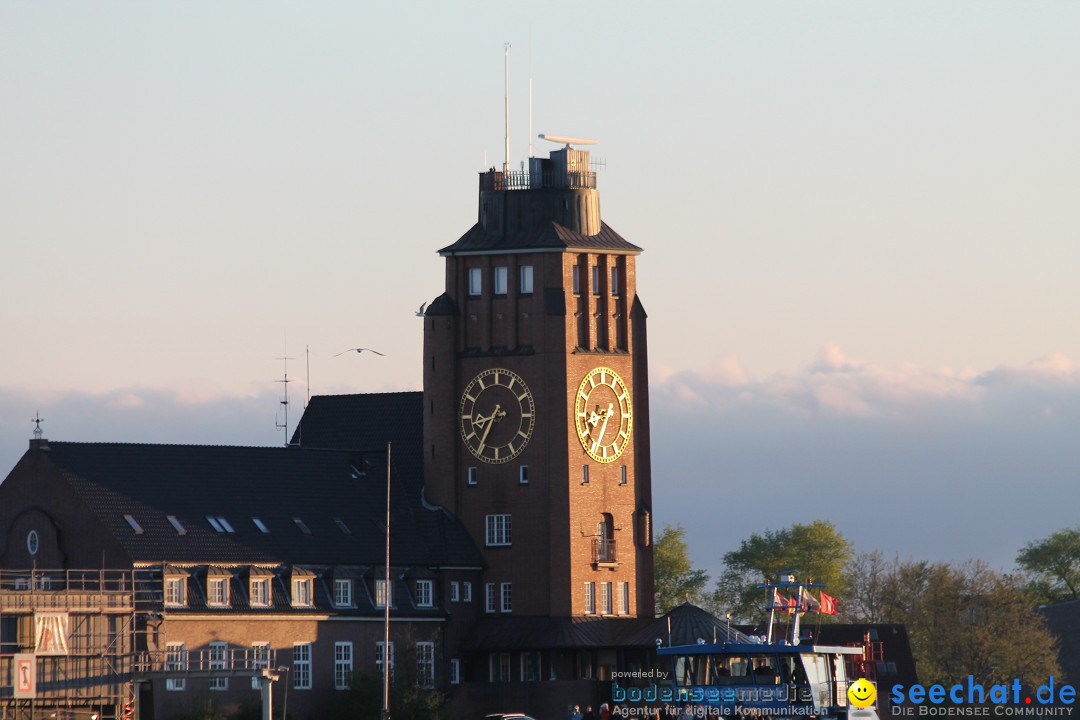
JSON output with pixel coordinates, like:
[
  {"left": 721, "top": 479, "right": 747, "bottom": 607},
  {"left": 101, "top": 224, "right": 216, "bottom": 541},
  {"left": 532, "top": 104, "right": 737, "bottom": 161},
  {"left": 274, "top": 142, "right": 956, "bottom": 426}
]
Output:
[
  {"left": 459, "top": 368, "right": 535, "bottom": 464},
  {"left": 575, "top": 367, "right": 633, "bottom": 463}
]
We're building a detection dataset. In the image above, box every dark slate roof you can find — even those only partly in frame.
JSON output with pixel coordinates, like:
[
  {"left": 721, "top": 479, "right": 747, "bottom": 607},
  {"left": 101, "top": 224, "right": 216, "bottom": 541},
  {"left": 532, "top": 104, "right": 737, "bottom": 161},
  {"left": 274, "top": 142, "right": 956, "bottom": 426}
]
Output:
[
  {"left": 462, "top": 602, "right": 749, "bottom": 651},
  {"left": 40, "top": 441, "right": 482, "bottom": 568},
  {"left": 1040, "top": 601, "right": 1080, "bottom": 684},
  {"left": 438, "top": 221, "right": 642, "bottom": 255}
]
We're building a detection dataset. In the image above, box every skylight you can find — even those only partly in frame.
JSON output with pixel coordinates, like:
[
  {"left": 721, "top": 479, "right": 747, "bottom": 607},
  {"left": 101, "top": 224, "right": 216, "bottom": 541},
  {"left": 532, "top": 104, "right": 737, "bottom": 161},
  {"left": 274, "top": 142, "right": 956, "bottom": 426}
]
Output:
[
  {"left": 293, "top": 517, "right": 312, "bottom": 535},
  {"left": 252, "top": 517, "right": 270, "bottom": 534},
  {"left": 166, "top": 515, "right": 187, "bottom": 535},
  {"left": 207, "top": 516, "right": 223, "bottom": 532},
  {"left": 124, "top": 514, "right": 144, "bottom": 534},
  {"left": 333, "top": 518, "right": 352, "bottom": 535},
  {"left": 218, "top": 517, "right": 235, "bottom": 533}
]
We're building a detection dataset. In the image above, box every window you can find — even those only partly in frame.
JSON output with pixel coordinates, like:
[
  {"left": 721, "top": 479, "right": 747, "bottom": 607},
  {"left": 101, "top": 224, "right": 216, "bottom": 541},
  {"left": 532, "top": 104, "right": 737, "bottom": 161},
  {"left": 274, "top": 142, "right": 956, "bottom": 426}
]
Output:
[
  {"left": 251, "top": 643, "right": 269, "bottom": 690},
  {"left": 499, "top": 653, "right": 512, "bottom": 682},
  {"left": 463, "top": 582, "right": 473, "bottom": 602},
  {"left": 375, "top": 579, "right": 392, "bottom": 608},
  {"left": 293, "top": 643, "right": 311, "bottom": 689},
  {"left": 582, "top": 465, "right": 589, "bottom": 484},
  {"left": 520, "top": 265, "right": 534, "bottom": 294},
  {"left": 501, "top": 582, "right": 512, "bottom": 613},
  {"left": 450, "top": 581, "right": 460, "bottom": 602},
  {"left": 416, "top": 641, "right": 435, "bottom": 689},
  {"left": 335, "top": 642, "right": 353, "bottom": 690},
  {"left": 167, "top": 515, "right": 187, "bottom": 535},
  {"left": 620, "top": 582, "right": 630, "bottom": 615},
  {"left": 601, "top": 582, "right": 612, "bottom": 615},
  {"left": 485, "top": 583, "right": 496, "bottom": 613},
  {"left": 521, "top": 651, "right": 541, "bottom": 682},
  {"left": 333, "top": 517, "right": 352, "bottom": 535},
  {"left": 467, "top": 467, "right": 478, "bottom": 486},
  {"left": 485, "top": 514, "right": 512, "bottom": 546},
  {"left": 450, "top": 658, "right": 462, "bottom": 685},
  {"left": 519, "top": 465, "right": 529, "bottom": 484},
  {"left": 250, "top": 578, "right": 271, "bottom": 607},
  {"left": 584, "top": 582, "right": 595, "bottom": 614},
  {"left": 572, "top": 265, "right": 581, "bottom": 293},
  {"left": 293, "top": 517, "right": 312, "bottom": 534},
  {"left": 611, "top": 266, "right": 619, "bottom": 295},
  {"left": 334, "top": 578, "right": 353, "bottom": 607},
  {"left": 165, "top": 577, "right": 186, "bottom": 607},
  {"left": 620, "top": 464, "right": 627, "bottom": 485},
  {"left": 494, "top": 266, "right": 508, "bottom": 295},
  {"left": 292, "top": 578, "right": 313, "bottom": 607},
  {"left": 469, "top": 267, "right": 482, "bottom": 295},
  {"left": 124, "top": 514, "right": 144, "bottom": 534},
  {"left": 165, "top": 642, "right": 187, "bottom": 691},
  {"left": 208, "top": 577, "right": 229, "bottom": 607},
  {"left": 209, "top": 642, "right": 229, "bottom": 690},
  {"left": 26, "top": 530, "right": 39, "bottom": 556},
  {"left": 376, "top": 641, "right": 394, "bottom": 678},
  {"left": 416, "top": 580, "right": 434, "bottom": 607},
  {"left": 592, "top": 265, "right": 600, "bottom": 294},
  {"left": 252, "top": 517, "right": 270, "bottom": 533}
]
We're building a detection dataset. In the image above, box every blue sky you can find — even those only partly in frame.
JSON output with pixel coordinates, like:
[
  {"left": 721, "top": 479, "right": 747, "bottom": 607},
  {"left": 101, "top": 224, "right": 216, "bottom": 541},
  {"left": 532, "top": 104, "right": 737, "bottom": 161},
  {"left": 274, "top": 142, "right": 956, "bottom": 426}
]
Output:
[{"left": 2, "top": 1, "right": 1078, "bottom": 582}]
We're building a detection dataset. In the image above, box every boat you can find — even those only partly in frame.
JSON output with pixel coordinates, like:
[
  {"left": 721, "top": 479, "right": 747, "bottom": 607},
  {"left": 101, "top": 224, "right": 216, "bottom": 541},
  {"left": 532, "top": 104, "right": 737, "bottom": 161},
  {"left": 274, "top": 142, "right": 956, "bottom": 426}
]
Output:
[{"left": 655, "top": 573, "right": 874, "bottom": 719}]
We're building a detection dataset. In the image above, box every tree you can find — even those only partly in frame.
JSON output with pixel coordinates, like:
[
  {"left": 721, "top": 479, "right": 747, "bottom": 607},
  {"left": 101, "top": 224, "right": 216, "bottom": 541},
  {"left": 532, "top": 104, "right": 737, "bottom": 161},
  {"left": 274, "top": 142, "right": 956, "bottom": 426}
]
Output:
[
  {"left": 709, "top": 520, "right": 853, "bottom": 622},
  {"left": 1016, "top": 526, "right": 1080, "bottom": 604},
  {"left": 846, "top": 557, "right": 1059, "bottom": 688},
  {"left": 653, "top": 524, "right": 709, "bottom": 614}
]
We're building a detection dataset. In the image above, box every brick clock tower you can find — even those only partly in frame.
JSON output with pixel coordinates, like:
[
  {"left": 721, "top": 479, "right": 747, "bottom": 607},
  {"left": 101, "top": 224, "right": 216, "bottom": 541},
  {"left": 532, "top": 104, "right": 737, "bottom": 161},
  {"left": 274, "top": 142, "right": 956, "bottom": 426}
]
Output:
[{"left": 423, "top": 143, "right": 654, "bottom": 620}]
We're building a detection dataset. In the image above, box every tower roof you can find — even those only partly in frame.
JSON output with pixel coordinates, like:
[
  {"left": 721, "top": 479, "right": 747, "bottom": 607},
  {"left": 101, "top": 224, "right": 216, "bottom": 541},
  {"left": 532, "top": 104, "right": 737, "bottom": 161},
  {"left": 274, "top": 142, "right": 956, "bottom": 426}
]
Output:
[{"left": 438, "top": 220, "right": 641, "bottom": 256}]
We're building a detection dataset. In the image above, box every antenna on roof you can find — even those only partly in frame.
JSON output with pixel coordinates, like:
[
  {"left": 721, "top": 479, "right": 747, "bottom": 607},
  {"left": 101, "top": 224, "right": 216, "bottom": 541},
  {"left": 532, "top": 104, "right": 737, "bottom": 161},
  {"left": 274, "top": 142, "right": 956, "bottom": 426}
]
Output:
[
  {"left": 275, "top": 342, "right": 295, "bottom": 447},
  {"left": 503, "top": 42, "right": 511, "bottom": 175},
  {"left": 528, "top": 36, "right": 533, "bottom": 160},
  {"left": 31, "top": 412, "right": 44, "bottom": 440}
]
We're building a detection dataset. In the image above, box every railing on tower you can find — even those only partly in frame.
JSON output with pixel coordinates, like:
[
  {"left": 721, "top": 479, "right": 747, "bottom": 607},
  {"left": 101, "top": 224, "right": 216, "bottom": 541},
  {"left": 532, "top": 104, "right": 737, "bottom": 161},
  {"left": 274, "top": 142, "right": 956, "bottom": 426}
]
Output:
[
  {"left": 481, "top": 170, "right": 597, "bottom": 191},
  {"left": 592, "top": 538, "right": 617, "bottom": 565}
]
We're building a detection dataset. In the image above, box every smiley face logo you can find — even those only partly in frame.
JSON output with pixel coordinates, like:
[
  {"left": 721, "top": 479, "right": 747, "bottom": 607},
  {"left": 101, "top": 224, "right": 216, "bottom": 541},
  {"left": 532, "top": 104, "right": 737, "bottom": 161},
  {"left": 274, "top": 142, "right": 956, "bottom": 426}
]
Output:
[{"left": 848, "top": 678, "right": 877, "bottom": 708}]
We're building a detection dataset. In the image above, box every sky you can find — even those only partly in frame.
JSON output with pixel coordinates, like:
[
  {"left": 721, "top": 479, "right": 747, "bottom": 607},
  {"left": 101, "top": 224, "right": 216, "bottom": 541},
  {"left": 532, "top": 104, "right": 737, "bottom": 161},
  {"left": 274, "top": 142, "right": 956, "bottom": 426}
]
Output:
[{"left": 2, "top": 2, "right": 1078, "bottom": 583}]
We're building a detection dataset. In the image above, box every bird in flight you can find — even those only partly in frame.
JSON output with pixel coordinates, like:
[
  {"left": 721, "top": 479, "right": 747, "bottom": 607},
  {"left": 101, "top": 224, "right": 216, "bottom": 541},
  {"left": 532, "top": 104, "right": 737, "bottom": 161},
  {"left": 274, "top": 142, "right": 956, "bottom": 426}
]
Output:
[
  {"left": 415, "top": 301, "right": 428, "bottom": 317},
  {"left": 334, "top": 348, "right": 386, "bottom": 357}
]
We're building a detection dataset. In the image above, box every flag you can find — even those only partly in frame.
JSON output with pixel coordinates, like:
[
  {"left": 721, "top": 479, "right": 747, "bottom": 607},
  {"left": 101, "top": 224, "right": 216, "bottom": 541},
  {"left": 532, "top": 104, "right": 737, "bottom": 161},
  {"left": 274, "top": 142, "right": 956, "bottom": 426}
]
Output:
[
  {"left": 819, "top": 591, "right": 838, "bottom": 615},
  {"left": 775, "top": 593, "right": 796, "bottom": 614},
  {"left": 800, "top": 587, "right": 821, "bottom": 613}
]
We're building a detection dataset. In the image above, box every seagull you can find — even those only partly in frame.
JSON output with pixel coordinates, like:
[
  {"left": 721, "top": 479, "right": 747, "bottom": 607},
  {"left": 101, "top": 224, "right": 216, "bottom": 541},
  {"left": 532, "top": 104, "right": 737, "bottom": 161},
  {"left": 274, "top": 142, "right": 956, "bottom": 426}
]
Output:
[
  {"left": 334, "top": 348, "right": 386, "bottom": 357},
  {"left": 415, "top": 301, "right": 428, "bottom": 317}
]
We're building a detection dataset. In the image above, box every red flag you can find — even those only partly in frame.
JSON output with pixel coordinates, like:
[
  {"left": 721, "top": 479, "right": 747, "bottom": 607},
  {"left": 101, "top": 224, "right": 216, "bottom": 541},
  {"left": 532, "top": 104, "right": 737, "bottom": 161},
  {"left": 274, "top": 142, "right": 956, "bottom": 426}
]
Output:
[
  {"left": 819, "top": 591, "right": 838, "bottom": 615},
  {"left": 775, "top": 593, "right": 796, "bottom": 614}
]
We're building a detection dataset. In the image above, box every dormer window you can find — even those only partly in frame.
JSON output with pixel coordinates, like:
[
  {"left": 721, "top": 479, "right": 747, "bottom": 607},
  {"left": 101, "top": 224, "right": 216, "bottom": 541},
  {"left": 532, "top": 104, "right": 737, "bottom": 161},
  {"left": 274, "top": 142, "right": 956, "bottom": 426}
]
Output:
[
  {"left": 416, "top": 580, "right": 434, "bottom": 608},
  {"left": 375, "top": 579, "right": 392, "bottom": 608},
  {"left": 208, "top": 576, "right": 229, "bottom": 607},
  {"left": 165, "top": 576, "right": 187, "bottom": 607},
  {"left": 250, "top": 576, "right": 271, "bottom": 608},
  {"left": 334, "top": 578, "right": 353, "bottom": 607},
  {"left": 292, "top": 577, "right": 313, "bottom": 607}
]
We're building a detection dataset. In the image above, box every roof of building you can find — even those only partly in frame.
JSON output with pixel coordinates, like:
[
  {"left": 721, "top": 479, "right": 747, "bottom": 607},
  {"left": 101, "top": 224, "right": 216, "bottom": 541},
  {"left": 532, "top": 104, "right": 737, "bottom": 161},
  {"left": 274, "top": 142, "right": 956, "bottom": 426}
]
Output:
[
  {"left": 438, "top": 221, "right": 642, "bottom": 256},
  {"left": 1039, "top": 600, "right": 1080, "bottom": 684},
  {"left": 32, "top": 439, "right": 482, "bottom": 568}
]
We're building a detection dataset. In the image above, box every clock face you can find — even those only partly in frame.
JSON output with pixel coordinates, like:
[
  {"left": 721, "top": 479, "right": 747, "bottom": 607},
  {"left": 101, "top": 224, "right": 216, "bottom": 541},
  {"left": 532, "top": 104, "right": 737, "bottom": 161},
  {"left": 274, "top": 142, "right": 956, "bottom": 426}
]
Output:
[
  {"left": 459, "top": 368, "right": 535, "bottom": 464},
  {"left": 575, "top": 367, "right": 633, "bottom": 463}
]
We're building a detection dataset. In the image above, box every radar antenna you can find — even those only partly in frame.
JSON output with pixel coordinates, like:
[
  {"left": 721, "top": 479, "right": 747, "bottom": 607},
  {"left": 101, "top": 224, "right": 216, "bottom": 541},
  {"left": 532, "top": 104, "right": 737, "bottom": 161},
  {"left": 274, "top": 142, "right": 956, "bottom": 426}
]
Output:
[{"left": 538, "top": 134, "right": 599, "bottom": 147}]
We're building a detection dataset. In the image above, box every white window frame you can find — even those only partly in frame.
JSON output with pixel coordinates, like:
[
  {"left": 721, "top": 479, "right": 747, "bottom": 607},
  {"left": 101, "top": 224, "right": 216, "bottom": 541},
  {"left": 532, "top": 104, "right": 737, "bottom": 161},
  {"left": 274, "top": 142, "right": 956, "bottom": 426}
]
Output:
[
  {"left": 334, "top": 642, "right": 353, "bottom": 690},
  {"left": 500, "top": 582, "right": 512, "bottom": 613},
  {"left": 375, "top": 579, "right": 392, "bottom": 608},
  {"left": 293, "top": 643, "right": 312, "bottom": 690},
  {"left": 463, "top": 582, "right": 473, "bottom": 602},
  {"left": 416, "top": 579, "right": 434, "bottom": 608},
  {"left": 376, "top": 641, "right": 394, "bottom": 678},
  {"left": 208, "top": 577, "right": 229, "bottom": 607},
  {"left": 416, "top": 641, "right": 435, "bottom": 689},
  {"left": 601, "top": 581, "right": 612, "bottom": 615},
  {"left": 209, "top": 642, "right": 229, "bottom": 691},
  {"left": 494, "top": 266, "right": 508, "bottom": 295},
  {"left": 165, "top": 642, "right": 187, "bottom": 691},
  {"left": 485, "top": 582, "right": 496, "bottom": 613},
  {"left": 291, "top": 578, "right": 313, "bottom": 607},
  {"left": 520, "top": 265, "right": 534, "bottom": 294},
  {"left": 468, "top": 267, "right": 482, "bottom": 296},
  {"left": 334, "top": 578, "right": 353, "bottom": 607},
  {"left": 485, "top": 514, "right": 512, "bottom": 547},
  {"left": 584, "top": 582, "right": 596, "bottom": 614},
  {"left": 251, "top": 642, "right": 269, "bottom": 690},
  {"left": 165, "top": 577, "right": 186, "bottom": 607},
  {"left": 450, "top": 581, "right": 460, "bottom": 602},
  {"left": 450, "top": 658, "right": 462, "bottom": 685},
  {"left": 250, "top": 577, "right": 271, "bottom": 607}
]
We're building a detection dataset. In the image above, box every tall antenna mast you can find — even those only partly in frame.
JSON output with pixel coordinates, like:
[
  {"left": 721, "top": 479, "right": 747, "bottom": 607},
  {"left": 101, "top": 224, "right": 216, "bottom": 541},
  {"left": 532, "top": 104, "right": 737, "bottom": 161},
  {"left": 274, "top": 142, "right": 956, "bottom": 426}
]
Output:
[
  {"left": 305, "top": 344, "right": 311, "bottom": 409},
  {"left": 275, "top": 345, "right": 295, "bottom": 447},
  {"left": 528, "top": 37, "right": 533, "bottom": 159},
  {"left": 503, "top": 42, "right": 511, "bottom": 175}
]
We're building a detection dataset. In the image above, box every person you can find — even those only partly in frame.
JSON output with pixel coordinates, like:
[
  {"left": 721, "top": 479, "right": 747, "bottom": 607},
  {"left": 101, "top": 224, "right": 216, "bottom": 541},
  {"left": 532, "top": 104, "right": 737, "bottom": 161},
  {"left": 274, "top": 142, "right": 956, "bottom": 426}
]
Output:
[
  {"left": 599, "top": 703, "right": 611, "bottom": 720},
  {"left": 571, "top": 705, "right": 583, "bottom": 720},
  {"left": 583, "top": 706, "right": 597, "bottom": 720}
]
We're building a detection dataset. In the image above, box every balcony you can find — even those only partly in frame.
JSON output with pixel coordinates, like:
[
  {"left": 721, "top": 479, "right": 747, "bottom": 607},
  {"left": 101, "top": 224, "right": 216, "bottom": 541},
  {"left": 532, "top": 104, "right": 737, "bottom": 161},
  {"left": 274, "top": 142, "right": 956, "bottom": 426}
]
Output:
[{"left": 592, "top": 538, "right": 617, "bottom": 567}]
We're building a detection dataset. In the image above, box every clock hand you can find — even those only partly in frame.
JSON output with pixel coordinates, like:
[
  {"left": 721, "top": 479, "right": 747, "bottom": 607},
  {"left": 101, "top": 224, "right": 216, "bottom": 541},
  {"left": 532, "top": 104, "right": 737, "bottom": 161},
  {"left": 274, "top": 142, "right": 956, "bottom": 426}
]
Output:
[
  {"left": 477, "top": 403, "right": 502, "bottom": 451},
  {"left": 591, "top": 402, "right": 615, "bottom": 452}
]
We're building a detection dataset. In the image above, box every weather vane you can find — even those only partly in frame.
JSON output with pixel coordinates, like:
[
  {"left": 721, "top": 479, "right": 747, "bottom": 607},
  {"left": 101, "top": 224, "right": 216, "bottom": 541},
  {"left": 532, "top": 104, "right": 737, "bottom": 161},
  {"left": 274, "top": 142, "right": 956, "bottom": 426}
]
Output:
[{"left": 31, "top": 412, "right": 44, "bottom": 440}]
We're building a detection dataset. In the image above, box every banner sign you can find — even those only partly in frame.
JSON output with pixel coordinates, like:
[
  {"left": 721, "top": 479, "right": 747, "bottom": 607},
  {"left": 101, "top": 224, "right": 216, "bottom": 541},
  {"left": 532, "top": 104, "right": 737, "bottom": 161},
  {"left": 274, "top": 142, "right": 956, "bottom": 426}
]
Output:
[
  {"left": 14, "top": 654, "right": 36, "bottom": 698},
  {"left": 34, "top": 612, "right": 70, "bottom": 655}
]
